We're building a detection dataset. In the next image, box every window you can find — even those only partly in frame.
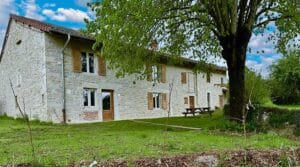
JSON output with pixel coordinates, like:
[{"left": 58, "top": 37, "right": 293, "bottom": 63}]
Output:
[
  {"left": 89, "top": 53, "right": 94, "bottom": 73},
  {"left": 184, "top": 97, "right": 188, "bottom": 104},
  {"left": 81, "top": 52, "right": 95, "bottom": 73},
  {"left": 153, "top": 93, "right": 162, "bottom": 109},
  {"left": 151, "top": 65, "right": 161, "bottom": 82},
  {"left": 206, "top": 72, "right": 211, "bottom": 83},
  {"left": 83, "top": 88, "right": 96, "bottom": 107},
  {"left": 221, "top": 77, "right": 224, "bottom": 85}
]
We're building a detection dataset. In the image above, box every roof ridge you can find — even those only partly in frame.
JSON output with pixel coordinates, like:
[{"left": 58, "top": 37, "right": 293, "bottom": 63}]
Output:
[{"left": 9, "top": 14, "right": 94, "bottom": 40}]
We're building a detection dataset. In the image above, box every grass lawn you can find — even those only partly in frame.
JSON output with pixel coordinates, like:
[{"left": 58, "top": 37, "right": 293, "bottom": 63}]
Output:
[
  {"left": 263, "top": 101, "right": 300, "bottom": 110},
  {"left": 0, "top": 110, "right": 299, "bottom": 166}
]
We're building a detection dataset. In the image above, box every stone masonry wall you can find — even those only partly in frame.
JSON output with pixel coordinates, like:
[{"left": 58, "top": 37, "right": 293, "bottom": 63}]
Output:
[
  {"left": 45, "top": 34, "right": 227, "bottom": 123},
  {"left": 0, "top": 21, "right": 47, "bottom": 120}
]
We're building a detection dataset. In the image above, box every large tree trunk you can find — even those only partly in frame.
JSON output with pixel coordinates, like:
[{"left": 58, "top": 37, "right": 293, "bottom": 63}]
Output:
[
  {"left": 227, "top": 61, "right": 246, "bottom": 121},
  {"left": 220, "top": 31, "right": 250, "bottom": 122}
]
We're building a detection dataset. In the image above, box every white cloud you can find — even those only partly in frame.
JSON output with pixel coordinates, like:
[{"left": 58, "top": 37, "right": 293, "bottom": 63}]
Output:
[
  {"left": 22, "top": 0, "right": 45, "bottom": 21},
  {"left": 0, "top": 29, "right": 6, "bottom": 50},
  {"left": 43, "top": 3, "right": 56, "bottom": 8},
  {"left": 75, "top": 0, "right": 91, "bottom": 7},
  {"left": 246, "top": 55, "right": 281, "bottom": 78},
  {"left": 0, "top": 0, "right": 16, "bottom": 24},
  {"left": 42, "top": 8, "right": 91, "bottom": 23},
  {"left": 0, "top": 0, "right": 17, "bottom": 51}
]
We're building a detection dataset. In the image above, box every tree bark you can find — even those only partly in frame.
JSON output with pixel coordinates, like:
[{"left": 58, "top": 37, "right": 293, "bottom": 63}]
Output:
[
  {"left": 227, "top": 61, "right": 246, "bottom": 121},
  {"left": 220, "top": 30, "right": 251, "bottom": 122}
]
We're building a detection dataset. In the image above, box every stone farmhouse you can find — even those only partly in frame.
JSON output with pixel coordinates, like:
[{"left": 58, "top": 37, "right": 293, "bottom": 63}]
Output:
[{"left": 0, "top": 14, "right": 227, "bottom": 123}]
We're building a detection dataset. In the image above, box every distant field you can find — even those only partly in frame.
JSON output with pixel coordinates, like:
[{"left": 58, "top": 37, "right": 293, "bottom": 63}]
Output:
[{"left": 0, "top": 110, "right": 299, "bottom": 166}]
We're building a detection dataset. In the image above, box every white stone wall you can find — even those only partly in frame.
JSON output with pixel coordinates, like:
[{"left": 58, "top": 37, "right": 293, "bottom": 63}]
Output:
[
  {"left": 44, "top": 34, "right": 227, "bottom": 123},
  {"left": 0, "top": 21, "right": 47, "bottom": 120},
  {"left": 0, "top": 22, "right": 227, "bottom": 123}
]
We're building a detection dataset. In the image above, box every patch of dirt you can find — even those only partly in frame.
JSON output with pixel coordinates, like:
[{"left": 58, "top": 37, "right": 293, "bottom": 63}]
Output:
[{"left": 2, "top": 148, "right": 299, "bottom": 167}]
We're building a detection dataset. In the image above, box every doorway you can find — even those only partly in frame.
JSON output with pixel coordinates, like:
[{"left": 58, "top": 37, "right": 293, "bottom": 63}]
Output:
[
  {"left": 189, "top": 96, "right": 195, "bottom": 108},
  {"left": 102, "top": 90, "right": 114, "bottom": 121}
]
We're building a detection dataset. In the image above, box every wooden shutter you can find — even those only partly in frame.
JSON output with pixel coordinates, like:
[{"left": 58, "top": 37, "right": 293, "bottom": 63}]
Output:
[
  {"left": 161, "top": 64, "right": 166, "bottom": 83},
  {"left": 162, "top": 93, "right": 168, "bottom": 110},
  {"left": 181, "top": 72, "right": 187, "bottom": 84},
  {"left": 147, "top": 92, "right": 153, "bottom": 110},
  {"left": 146, "top": 64, "right": 152, "bottom": 81},
  {"left": 98, "top": 55, "right": 106, "bottom": 76},
  {"left": 72, "top": 47, "right": 81, "bottom": 73}
]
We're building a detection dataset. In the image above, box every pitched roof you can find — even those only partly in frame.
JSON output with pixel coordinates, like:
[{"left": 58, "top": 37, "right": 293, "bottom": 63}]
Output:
[{"left": 0, "top": 14, "right": 227, "bottom": 72}]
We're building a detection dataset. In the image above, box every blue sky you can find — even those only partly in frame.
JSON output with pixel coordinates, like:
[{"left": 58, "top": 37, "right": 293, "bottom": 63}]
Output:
[{"left": 0, "top": 0, "right": 285, "bottom": 78}]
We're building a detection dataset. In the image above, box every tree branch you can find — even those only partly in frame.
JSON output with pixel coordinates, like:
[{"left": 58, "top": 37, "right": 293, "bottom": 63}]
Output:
[{"left": 254, "top": 15, "right": 292, "bottom": 28}]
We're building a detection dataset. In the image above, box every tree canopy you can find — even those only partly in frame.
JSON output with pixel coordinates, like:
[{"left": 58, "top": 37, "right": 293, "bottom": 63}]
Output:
[
  {"left": 245, "top": 68, "right": 270, "bottom": 105},
  {"left": 86, "top": 0, "right": 299, "bottom": 120},
  {"left": 269, "top": 51, "right": 300, "bottom": 104}
]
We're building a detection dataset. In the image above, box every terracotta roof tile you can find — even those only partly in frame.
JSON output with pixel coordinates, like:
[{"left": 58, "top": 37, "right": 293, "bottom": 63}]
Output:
[{"left": 10, "top": 14, "right": 94, "bottom": 41}]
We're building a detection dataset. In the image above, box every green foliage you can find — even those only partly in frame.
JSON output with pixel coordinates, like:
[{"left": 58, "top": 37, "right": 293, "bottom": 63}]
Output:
[
  {"left": 269, "top": 51, "right": 300, "bottom": 104},
  {"left": 245, "top": 68, "right": 270, "bottom": 104},
  {"left": 259, "top": 106, "right": 300, "bottom": 136},
  {"left": 85, "top": 0, "right": 299, "bottom": 77},
  {"left": 294, "top": 112, "right": 300, "bottom": 136}
]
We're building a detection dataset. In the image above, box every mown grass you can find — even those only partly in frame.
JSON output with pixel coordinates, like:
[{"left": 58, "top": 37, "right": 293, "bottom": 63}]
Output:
[
  {"left": 263, "top": 101, "right": 300, "bottom": 110},
  {"left": 0, "top": 110, "right": 299, "bottom": 166}
]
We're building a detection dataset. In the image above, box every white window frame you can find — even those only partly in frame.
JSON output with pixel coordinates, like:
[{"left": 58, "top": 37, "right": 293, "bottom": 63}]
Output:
[
  {"left": 83, "top": 88, "right": 97, "bottom": 107},
  {"left": 81, "top": 52, "right": 95, "bottom": 74},
  {"left": 153, "top": 92, "right": 162, "bottom": 109}
]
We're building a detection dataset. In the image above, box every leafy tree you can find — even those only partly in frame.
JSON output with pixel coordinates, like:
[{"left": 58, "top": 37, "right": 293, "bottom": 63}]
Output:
[
  {"left": 269, "top": 51, "right": 300, "bottom": 104},
  {"left": 245, "top": 68, "right": 270, "bottom": 105},
  {"left": 86, "top": 0, "right": 299, "bottom": 121}
]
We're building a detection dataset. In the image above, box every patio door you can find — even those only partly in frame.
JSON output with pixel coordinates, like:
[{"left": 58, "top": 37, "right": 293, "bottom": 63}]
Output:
[
  {"left": 189, "top": 96, "right": 195, "bottom": 108},
  {"left": 102, "top": 90, "right": 114, "bottom": 121}
]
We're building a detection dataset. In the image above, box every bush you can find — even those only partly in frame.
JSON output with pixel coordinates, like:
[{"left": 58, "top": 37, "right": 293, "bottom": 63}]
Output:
[
  {"left": 293, "top": 111, "right": 300, "bottom": 136},
  {"left": 220, "top": 104, "right": 266, "bottom": 132},
  {"left": 263, "top": 107, "right": 299, "bottom": 128}
]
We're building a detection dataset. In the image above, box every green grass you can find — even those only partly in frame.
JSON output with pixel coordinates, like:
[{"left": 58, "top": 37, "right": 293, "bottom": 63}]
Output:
[
  {"left": 0, "top": 111, "right": 299, "bottom": 166},
  {"left": 263, "top": 101, "right": 300, "bottom": 110}
]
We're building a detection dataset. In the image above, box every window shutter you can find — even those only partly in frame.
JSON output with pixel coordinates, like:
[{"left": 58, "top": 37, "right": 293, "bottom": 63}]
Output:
[
  {"left": 161, "top": 64, "right": 166, "bottom": 83},
  {"left": 72, "top": 47, "right": 81, "bottom": 73},
  {"left": 162, "top": 93, "right": 168, "bottom": 110},
  {"left": 146, "top": 64, "right": 152, "bottom": 81},
  {"left": 98, "top": 55, "right": 106, "bottom": 76},
  {"left": 147, "top": 92, "right": 153, "bottom": 110},
  {"left": 181, "top": 72, "right": 187, "bottom": 84}
]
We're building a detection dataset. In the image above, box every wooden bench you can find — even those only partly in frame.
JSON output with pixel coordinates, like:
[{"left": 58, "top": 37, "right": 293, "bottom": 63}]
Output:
[{"left": 182, "top": 107, "right": 213, "bottom": 117}]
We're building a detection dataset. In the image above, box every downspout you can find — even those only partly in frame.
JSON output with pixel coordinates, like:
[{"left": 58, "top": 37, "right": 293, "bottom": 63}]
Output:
[
  {"left": 195, "top": 72, "right": 198, "bottom": 106},
  {"left": 62, "top": 33, "right": 71, "bottom": 123}
]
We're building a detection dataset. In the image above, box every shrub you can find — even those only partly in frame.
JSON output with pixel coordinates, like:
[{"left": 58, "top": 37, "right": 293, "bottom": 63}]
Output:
[
  {"left": 293, "top": 111, "right": 300, "bottom": 136},
  {"left": 264, "top": 107, "right": 299, "bottom": 128}
]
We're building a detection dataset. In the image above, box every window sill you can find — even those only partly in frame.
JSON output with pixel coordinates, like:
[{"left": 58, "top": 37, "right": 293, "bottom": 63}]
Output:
[{"left": 82, "top": 106, "right": 98, "bottom": 111}]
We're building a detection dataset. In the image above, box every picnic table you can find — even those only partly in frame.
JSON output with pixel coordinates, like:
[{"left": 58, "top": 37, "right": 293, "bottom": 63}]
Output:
[{"left": 182, "top": 107, "right": 213, "bottom": 117}]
